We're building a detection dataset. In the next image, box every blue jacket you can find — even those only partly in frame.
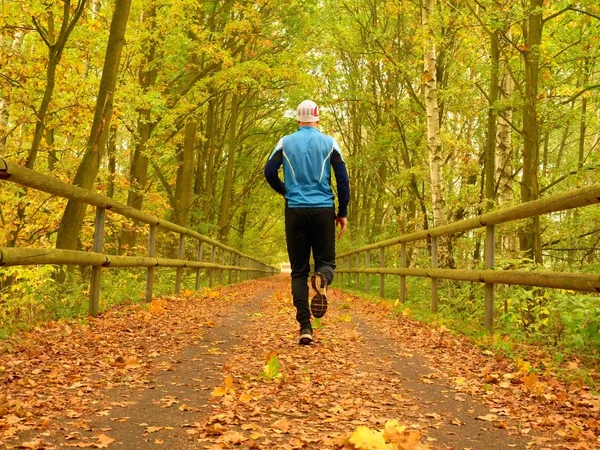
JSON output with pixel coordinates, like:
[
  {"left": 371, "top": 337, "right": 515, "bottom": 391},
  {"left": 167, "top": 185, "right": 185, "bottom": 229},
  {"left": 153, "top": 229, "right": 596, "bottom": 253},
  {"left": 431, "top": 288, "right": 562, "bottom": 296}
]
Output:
[{"left": 264, "top": 126, "right": 350, "bottom": 217}]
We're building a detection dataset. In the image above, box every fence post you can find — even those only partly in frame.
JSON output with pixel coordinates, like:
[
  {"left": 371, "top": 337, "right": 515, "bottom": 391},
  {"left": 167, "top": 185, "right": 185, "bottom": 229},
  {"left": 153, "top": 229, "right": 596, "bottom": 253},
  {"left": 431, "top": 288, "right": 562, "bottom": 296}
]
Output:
[
  {"left": 400, "top": 242, "right": 407, "bottom": 303},
  {"left": 431, "top": 235, "right": 438, "bottom": 312},
  {"left": 236, "top": 254, "right": 240, "bottom": 282},
  {"left": 345, "top": 255, "right": 350, "bottom": 287},
  {"left": 228, "top": 251, "right": 233, "bottom": 284},
  {"left": 209, "top": 245, "right": 216, "bottom": 287},
  {"left": 195, "top": 241, "right": 203, "bottom": 290},
  {"left": 220, "top": 249, "right": 225, "bottom": 285},
  {"left": 355, "top": 253, "right": 359, "bottom": 286},
  {"left": 146, "top": 224, "right": 157, "bottom": 302},
  {"left": 175, "top": 233, "right": 184, "bottom": 294},
  {"left": 484, "top": 225, "right": 495, "bottom": 330},
  {"left": 89, "top": 206, "right": 106, "bottom": 317},
  {"left": 379, "top": 248, "right": 385, "bottom": 298},
  {"left": 365, "top": 250, "right": 371, "bottom": 292}
]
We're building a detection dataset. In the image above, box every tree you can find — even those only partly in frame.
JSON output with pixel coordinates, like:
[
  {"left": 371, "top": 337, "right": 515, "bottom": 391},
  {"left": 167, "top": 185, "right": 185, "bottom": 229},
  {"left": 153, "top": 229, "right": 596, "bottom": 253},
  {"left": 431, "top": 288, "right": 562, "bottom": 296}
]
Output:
[{"left": 56, "top": 0, "right": 133, "bottom": 251}]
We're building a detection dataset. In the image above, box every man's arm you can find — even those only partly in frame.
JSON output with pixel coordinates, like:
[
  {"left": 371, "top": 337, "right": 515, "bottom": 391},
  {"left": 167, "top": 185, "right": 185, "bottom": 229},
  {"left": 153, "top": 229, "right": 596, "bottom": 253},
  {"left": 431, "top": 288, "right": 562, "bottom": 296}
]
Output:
[
  {"left": 264, "top": 149, "right": 285, "bottom": 196},
  {"left": 331, "top": 151, "right": 349, "bottom": 218}
]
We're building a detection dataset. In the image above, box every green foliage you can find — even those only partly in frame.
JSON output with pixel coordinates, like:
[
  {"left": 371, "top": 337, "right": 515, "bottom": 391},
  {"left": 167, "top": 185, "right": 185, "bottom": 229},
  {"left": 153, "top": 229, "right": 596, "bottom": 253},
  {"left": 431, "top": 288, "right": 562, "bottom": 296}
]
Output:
[
  {"left": 260, "top": 353, "right": 282, "bottom": 380},
  {"left": 0, "top": 266, "right": 191, "bottom": 338}
]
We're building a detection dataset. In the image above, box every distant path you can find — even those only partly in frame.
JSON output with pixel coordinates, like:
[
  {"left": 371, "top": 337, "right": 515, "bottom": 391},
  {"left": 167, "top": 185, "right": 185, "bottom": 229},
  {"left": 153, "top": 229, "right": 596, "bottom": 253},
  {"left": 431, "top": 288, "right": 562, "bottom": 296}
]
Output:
[{"left": 1, "top": 275, "right": 597, "bottom": 449}]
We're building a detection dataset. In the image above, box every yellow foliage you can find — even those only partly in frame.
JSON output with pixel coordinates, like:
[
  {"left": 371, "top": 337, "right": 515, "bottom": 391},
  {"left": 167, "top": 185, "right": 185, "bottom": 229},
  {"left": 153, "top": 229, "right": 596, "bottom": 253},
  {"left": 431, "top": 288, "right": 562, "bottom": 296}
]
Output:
[
  {"left": 516, "top": 358, "right": 531, "bottom": 374},
  {"left": 148, "top": 300, "right": 165, "bottom": 316},
  {"left": 346, "top": 422, "right": 429, "bottom": 450},
  {"left": 382, "top": 420, "right": 407, "bottom": 443},
  {"left": 212, "top": 375, "right": 235, "bottom": 397},
  {"left": 349, "top": 426, "right": 391, "bottom": 450}
]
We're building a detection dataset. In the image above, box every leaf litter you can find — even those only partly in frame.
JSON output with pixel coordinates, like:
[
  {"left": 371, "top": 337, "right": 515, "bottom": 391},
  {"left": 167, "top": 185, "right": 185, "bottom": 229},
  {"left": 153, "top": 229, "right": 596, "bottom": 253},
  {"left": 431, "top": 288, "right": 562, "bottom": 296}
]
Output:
[{"left": 1, "top": 275, "right": 598, "bottom": 448}]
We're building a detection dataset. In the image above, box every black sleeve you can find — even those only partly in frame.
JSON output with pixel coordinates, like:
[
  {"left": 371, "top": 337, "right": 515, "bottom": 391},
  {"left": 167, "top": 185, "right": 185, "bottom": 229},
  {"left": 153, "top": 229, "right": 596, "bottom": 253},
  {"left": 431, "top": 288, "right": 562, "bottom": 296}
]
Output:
[
  {"left": 332, "top": 160, "right": 349, "bottom": 218},
  {"left": 264, "top": 150, "right": 285, "bottom": 196}
]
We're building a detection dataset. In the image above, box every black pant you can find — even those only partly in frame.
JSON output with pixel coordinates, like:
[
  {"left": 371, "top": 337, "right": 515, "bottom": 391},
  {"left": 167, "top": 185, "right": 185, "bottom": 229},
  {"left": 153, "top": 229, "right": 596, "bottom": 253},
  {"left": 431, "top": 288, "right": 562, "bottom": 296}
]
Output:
[{"left": 285, "top": 207, "right": 336, "bottom": 328}]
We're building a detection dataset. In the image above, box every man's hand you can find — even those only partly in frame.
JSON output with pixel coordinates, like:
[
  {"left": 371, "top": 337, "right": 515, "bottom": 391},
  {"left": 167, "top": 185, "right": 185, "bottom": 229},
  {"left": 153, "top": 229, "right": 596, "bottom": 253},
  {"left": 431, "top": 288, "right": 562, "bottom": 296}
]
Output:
[{"left": 335, "top": 216, "right": 347, "bottom": 238}]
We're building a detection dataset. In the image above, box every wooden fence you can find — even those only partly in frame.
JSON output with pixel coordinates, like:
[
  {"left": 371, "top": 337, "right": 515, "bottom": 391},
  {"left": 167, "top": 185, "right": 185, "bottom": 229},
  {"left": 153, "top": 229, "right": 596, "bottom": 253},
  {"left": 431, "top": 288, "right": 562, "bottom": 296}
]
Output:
[
  {"left": 0, "top": 159, "right": 278, "bottom": 316},
  {"left": 337, "top": 183, "right": 600, "bottom": 330}
]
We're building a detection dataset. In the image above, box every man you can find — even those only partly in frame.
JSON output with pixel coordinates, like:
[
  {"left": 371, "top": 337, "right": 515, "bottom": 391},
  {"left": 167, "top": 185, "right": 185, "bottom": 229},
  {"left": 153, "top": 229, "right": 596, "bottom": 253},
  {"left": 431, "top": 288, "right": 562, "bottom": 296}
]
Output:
[{"left": 264, "top": 100, "right": 350, "bottom": 345}]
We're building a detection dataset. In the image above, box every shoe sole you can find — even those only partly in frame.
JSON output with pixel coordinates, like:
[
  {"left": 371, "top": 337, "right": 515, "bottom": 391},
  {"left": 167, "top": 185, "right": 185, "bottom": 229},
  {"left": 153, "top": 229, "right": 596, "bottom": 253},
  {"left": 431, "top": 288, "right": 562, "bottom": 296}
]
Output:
[
  {"left": 310, "top": 294, "right": 327, "bottom": 318},
  {"left": 311, "top": 273, "right": 328, "bottom": 318},
  {"left": 299, "top": 333, "right": 313, "bottom": 345}
]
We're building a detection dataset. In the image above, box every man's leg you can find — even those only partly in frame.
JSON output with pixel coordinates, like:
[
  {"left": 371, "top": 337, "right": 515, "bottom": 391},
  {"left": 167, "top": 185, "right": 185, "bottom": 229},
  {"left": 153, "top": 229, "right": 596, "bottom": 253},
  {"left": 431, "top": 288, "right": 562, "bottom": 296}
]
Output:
[
  {"left": 285, "top": 208, "right": 311, "bottom": 329},
  {"left": 311, "top": 207, "right": 336, "bottom": 285}
]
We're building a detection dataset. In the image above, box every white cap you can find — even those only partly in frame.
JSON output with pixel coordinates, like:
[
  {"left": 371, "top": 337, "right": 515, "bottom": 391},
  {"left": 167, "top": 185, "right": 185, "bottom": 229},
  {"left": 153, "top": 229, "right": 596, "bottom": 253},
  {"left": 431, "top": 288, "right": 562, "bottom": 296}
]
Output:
[{"left": 296, "top": 100, "right": 319, "bottom": 122}]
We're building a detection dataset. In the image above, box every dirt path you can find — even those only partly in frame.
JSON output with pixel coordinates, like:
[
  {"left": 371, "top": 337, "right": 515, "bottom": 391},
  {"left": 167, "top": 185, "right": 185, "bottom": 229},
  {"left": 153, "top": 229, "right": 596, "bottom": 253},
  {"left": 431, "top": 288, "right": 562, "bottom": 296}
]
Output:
[{"left": 1, "top": 275, "right": 599, "bottom": 449}]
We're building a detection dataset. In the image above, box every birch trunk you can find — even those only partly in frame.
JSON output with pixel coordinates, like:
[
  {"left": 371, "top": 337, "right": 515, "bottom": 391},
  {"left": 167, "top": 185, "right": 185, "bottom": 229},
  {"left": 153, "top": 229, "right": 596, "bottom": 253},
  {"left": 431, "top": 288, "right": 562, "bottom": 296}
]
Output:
[
  {"left": 495, "top": 69, "right": 514, "bottom": 207},
  {"left": 422, "top": 0, "right": 451, "bottom": 266},
  {"left": 0, "top": 30, "right": 25, "bottom": 153}
]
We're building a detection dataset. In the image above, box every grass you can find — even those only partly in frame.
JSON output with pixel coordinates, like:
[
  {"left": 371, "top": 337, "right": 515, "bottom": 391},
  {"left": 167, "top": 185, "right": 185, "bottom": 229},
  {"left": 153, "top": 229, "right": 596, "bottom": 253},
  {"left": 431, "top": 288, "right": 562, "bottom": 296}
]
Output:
[
  {"left": 0, "top": 266, "right": 230, "bottom": 340},
  {"left": 337, "top": 273, "right": 600, "bottom": 386}
]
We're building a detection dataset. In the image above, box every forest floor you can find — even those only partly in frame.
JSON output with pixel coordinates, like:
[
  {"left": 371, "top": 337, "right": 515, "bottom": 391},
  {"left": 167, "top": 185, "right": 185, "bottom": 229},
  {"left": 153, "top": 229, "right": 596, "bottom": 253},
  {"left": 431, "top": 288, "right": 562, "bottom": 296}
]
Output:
[{"left": 0, "top": 275, "right": 599, "bottom": 449}]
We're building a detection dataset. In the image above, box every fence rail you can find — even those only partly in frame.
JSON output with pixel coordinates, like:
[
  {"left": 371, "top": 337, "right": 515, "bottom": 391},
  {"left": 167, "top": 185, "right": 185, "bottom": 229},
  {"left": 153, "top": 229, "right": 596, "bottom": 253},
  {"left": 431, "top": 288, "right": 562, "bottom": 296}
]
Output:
[
  {"left": 0, "top": 159, "right": 278, "bottom": 316},
  {"left": 337, "top": 183, "right": 600, "bottom": 330}
]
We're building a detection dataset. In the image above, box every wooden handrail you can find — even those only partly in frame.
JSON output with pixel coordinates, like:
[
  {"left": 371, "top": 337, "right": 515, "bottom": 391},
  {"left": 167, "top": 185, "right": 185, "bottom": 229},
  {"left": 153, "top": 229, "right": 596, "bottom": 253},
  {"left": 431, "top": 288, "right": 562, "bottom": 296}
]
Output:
[
  {"left": 339, "top": 183, "right": 600, "bottom": 257},
  {"left": 0, "top": 159, "right": 278, "bottom": 316},
  {"left": 0, "top": 247, "right": 273, "bottom": 272},
  {"left": 336, "top": 182, "right": 600, "bottom": 330},
  {"left": 0, "top": 158, "right": 259, "bottom": 258}
]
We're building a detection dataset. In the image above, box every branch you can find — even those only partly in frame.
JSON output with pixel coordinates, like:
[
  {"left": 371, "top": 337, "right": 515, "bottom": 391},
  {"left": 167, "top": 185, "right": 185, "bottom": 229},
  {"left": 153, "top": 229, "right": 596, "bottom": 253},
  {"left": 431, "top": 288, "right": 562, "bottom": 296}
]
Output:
[
  {"left": 569, "top": 7, "right": 600, "bottom": 22},
  {"left": 562, "top": 83, "right": 600, "bottom": 104},
  {"left": 543, "top": 5, "right": 574, "bottom": 24},
  {"left": 540, "top": 165, "right": 600, "bottom": 194},
  {"left": 31, "top": 16, "right": 51, "bottom": 47},
  {"left": 151, "top": 161, "right": 176, "bottom": 209},
  {"left": 553, "top": 38, "right": 581, "bottom": 59},
  {"left": 475, "top": 81, "right": 491, "bottom": 103}
]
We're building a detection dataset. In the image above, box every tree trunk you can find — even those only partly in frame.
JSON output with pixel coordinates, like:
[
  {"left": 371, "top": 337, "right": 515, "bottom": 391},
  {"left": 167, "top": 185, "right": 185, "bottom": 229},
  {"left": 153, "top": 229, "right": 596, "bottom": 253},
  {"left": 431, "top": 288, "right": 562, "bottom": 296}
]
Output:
[
  {"left": 422, "top": 0, "right": 451, "bottom": 266},
  {"left": 217, "top": 93, "right": 239, "bottom": 241},
  {"left": 0, "top": 29, "right": 25, "bottom": 153},
  {"left": 237, "top": 208, "right": 247, "bottom": 251},
  {"left": 107, "top": 125, "right": 117, "bottom": 199},
  {"left": 484, "top": 30, "right": 499, "bottom": 212},
  {"left": 119, "top": 5, "right": 158, "bottom": 253},
  {"left": 27, "top": 2, "right": 88, "bottom": 169},
  {"left": 519, "top": 0, "right": 543, "bottom": 264},
  {"left": 56, "top": 0, "right": 132, "bottom": 251},
  {"left": 495, "top": 61, "right": 515, "bottom": 251},
  {"left": 171, "top": 119, "right": 196, "bottom": 227}
]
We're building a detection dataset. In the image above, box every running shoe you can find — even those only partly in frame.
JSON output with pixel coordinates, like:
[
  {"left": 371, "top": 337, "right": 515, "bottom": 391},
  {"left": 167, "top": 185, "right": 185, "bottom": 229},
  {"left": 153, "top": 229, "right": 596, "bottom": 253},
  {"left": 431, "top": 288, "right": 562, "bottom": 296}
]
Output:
[
  {"left": 310, "top": 272, "right": 328, "bottom": 318},
  {"left": 299, "top": 326, "right": 313, "bottom": 345}
]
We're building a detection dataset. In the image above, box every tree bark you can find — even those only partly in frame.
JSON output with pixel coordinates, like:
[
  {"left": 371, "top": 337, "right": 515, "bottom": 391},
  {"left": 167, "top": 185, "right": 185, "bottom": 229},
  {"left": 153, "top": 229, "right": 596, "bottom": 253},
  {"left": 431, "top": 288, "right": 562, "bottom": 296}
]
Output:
[
  {"left": 171, "top": 119, "right": 196, "bottom": 227},
  {"left": 0, "top": 29, "right": 25, "bottom": 153},
  {"left": 107, "top": 125, "right": 117, "bottom": 199},
  {"left": 422, "top": 0, "right": 451, "bottom": 266},
  {"left": 485, "top": 30, "right": 499, "bottom": 212},
  {"left": 56, "top": 0, "right": 132, "bottom": 251},
  {"left": 519, "top": 0, "right": 543, "bottom": 264},
  {"left": 217, "top": 93, "right": 239, "bottom": 241},
  {"left": 119, "top": 5, "right": 158, "bottom": 253},
  {"left": 27, "top": 1, "right": 88, "bottom": 170}
]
